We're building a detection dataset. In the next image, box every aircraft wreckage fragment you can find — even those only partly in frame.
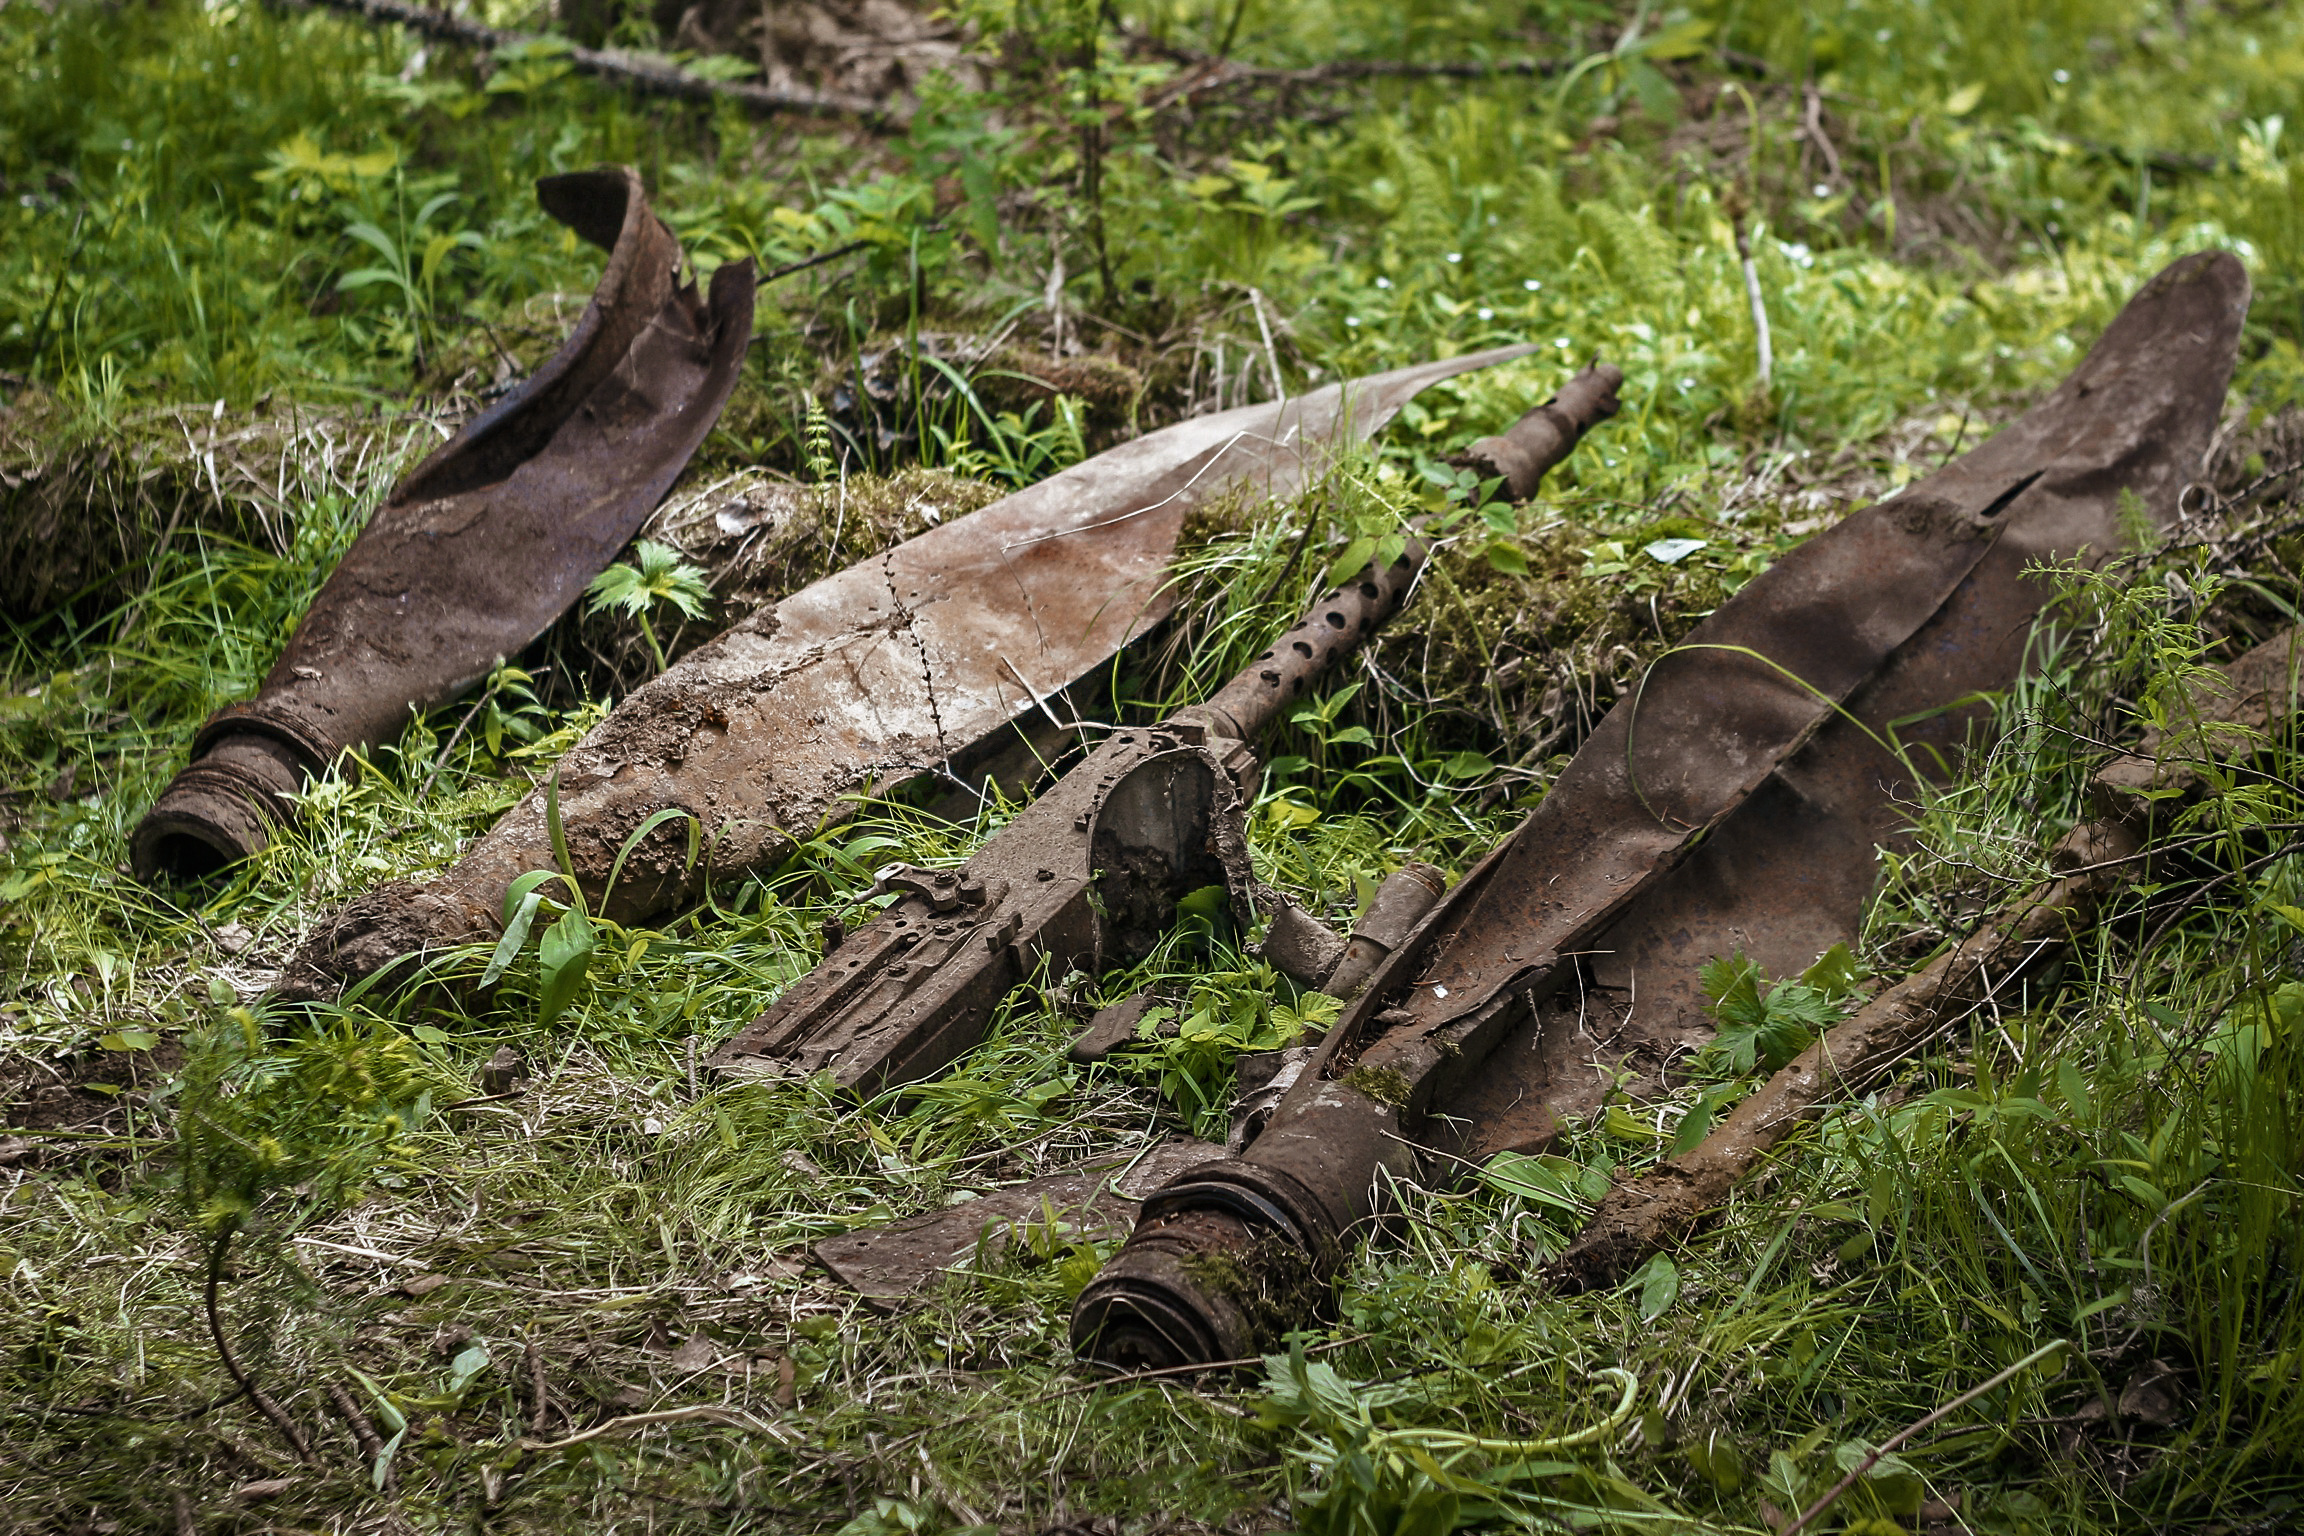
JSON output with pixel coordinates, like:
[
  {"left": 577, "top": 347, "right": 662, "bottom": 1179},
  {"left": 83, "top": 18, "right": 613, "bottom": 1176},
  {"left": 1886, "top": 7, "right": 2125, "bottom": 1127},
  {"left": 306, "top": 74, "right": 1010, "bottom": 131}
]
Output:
[
  {"left": 274, "top": 345, "right": 1546, "bottom": 1002},
  {"left": 1069, "top": 249, "right": 2251, "bottom": 1370},
  {"left": 761, "top": 365, "right": 1625, "bottom": 1301},
  {"left": 1554, "top": 619, "right": 2304, "bottom": 1289},
  {"left": 133, "top": 166, "right": 757, "bottom": 882},
  {"left": 705, "top": 365, "right": 1624, "bottom": 1097}
]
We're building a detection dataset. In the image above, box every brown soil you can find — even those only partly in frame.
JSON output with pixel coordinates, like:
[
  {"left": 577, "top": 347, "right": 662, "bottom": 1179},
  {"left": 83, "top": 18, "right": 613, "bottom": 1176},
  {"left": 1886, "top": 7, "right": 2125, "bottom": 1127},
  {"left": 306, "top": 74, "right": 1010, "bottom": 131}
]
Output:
[{"left": 2, "top": 1032, "right": 184, "bottom": 1147}]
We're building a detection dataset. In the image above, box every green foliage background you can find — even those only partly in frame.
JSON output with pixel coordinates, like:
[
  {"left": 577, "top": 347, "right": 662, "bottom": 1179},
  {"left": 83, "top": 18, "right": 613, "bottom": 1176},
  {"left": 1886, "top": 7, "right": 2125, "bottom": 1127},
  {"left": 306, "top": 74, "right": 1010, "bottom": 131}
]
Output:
[{"left": 4, "top": 0, "right": 2304, "bottom": 1531}]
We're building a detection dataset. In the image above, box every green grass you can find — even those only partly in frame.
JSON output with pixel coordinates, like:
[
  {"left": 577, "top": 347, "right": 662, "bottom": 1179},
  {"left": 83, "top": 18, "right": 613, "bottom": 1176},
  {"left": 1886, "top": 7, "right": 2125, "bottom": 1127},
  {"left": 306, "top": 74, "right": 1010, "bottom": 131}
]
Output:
[{"left": 6, "top": 0, "right": 2304, "bottom": 1530}]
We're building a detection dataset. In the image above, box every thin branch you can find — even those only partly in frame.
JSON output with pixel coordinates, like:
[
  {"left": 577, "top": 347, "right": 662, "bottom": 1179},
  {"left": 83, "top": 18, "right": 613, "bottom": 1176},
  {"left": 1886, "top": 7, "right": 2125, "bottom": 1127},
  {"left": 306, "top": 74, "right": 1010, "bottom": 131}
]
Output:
[
  {"left": 1781, "top": 1341, "right": 2070, "bottom": 1536},
  {"left": 204, "top": 1227, "right": 317, "bottom": 1466}
]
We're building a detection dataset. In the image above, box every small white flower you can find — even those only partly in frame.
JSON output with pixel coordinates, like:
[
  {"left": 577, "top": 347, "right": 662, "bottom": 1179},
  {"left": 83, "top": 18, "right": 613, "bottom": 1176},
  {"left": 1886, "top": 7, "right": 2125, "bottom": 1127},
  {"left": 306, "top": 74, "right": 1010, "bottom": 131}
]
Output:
[
  {"left": 2053, "top": 68, "right": 2069, "bottom": 83},
  {"left": 1476, "top": 307, "right": 1494, "bottom": 320},
  {"left": 1554, "top": 337, "right": 1571, "bottom": 348},
  {"left": 1445, "top": 252, "right": 1463, "bottom": 263},
  {"left": 1523, "top": 279, "right": 1542, "bottom": 291},
  {"left": 1345, "top": 316, "right": 1361, "bottom": 327},
  {"left": 1375, "top": 276, "right": 1392, "bottom": 289},
  {"left": 1813, "top": 182, "right": 1830, "bottom": 197}
]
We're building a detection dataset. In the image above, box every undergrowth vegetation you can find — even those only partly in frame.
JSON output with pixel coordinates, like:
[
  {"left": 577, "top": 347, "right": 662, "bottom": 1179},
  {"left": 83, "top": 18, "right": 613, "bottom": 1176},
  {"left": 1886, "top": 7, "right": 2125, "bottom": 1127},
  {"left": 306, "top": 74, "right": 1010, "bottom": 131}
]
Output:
[{"left": 5, "top": 0, "right": 2304, "bottom": 1530}]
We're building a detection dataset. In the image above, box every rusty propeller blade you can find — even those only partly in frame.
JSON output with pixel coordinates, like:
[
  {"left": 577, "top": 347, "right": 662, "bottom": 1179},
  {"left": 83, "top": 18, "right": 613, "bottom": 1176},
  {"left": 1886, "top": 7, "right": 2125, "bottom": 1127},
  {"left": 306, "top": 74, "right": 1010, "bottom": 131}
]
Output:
[
  {"left": 1072, "top": 250, "right": 2251, "bottom": 1371},
  {"left": 273, "top": 345, "right": 1537, "bottom": 1002},
  {"left": 1554, "top": 620, "right": 2304, "bottom": 1289},
  {"left": 132, "top": 166, "right": 757, "bottom": 884}
]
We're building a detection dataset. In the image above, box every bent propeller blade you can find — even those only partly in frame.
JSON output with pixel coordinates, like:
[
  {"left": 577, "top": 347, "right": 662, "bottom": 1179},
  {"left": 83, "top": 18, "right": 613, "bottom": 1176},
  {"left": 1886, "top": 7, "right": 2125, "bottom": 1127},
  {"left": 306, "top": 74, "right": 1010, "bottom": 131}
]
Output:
[
  {"left": 1072, "top": 250, "right": 2252, "bottom": 1371},
  {"left": 133, "top": 166, "right": 758, "bottom": 883}
]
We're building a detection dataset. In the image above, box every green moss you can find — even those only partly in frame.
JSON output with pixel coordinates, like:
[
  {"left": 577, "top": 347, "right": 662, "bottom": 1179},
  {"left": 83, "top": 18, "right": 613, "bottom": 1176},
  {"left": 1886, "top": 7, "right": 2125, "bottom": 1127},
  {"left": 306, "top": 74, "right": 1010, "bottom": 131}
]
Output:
[{"left": 1341, "top": 1063, "right": 1413, "bottom": 1110}]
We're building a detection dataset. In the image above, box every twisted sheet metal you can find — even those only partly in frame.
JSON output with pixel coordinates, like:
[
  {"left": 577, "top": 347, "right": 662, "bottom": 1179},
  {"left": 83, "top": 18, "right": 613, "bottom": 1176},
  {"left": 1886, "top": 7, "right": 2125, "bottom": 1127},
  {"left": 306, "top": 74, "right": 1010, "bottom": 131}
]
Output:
[{"left": 133, "top": 166, "right": 756, "bottom": 882}]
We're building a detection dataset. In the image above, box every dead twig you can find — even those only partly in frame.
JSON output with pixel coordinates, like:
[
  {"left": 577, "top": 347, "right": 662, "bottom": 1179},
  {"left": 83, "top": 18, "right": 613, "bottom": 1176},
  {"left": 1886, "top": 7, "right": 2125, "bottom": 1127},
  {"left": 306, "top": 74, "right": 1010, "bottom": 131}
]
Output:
[
  {"left": 325, "top": 1380, "right": 395, "bottom": 1491},
  {"left": 203, "top": 1227, "right": 317, "bottom": 1466},
  {"left": 525, "top": 1336, "right": 553, "bottom": 1437},
  {"left": 1781, "top": 1341, "right": 2070, "bottom": 1536}
]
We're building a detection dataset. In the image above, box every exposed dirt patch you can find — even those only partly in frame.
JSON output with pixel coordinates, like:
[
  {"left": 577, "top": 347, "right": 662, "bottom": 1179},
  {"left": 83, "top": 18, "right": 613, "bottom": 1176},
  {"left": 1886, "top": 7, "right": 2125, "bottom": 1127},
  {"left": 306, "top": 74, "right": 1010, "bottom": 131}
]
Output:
[{"left": 1, "top": 1032, "right": 184, "bottom": 1161}]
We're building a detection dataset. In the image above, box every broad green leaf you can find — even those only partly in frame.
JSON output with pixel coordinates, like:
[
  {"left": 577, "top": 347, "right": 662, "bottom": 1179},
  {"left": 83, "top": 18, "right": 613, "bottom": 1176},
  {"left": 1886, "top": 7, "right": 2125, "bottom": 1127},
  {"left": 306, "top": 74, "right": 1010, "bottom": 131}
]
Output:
[
  {"left": 537, "top": 908, "right": 596, "bottom": 1027},
  {"left": 1479, "top": 1151, "right": 1582, "bottom": 1212},
  {"left": 1485, "top": 538, "right": 1531, "bottom": 575},
  {"left": 1327, "top": 535, "right": 1378, "bottom": 584},
  {"left": 1798, "top": 941, "right": 1865, "bottom": 999},
  {"left": 1635, "top": 1254, "right": 1680, "bottom": 1320},
  {"left": 445, "top": 1341, "right": 491, "bottom": 1395}
]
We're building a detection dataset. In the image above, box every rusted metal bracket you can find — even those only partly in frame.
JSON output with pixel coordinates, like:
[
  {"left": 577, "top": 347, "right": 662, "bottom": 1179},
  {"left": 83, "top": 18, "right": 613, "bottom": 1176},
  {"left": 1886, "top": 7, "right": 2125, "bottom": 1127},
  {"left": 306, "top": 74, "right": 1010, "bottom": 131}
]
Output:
[
  {"left": 1072, "top": 250, "right": 2252, "bottom": 1371},
  {"left": 133, "top": 167, "right": 756, "bottom": 882},
  {"left": 704, "top": 534, "right": 1429, "bottom": 1093},
  {"left": 702, "top": 365, "right": 1623, "bottom": 1099}
]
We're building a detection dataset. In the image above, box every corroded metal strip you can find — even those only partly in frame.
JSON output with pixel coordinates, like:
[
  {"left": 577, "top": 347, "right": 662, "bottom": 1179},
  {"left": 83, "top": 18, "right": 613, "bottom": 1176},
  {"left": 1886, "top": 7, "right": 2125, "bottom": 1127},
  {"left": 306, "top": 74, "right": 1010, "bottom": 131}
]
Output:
[
  {"left": 1074, "top": 250, "right": 2251, "bottom": 1369},
  {"left": 134, "top": 167, "right": 757, "bottom": 882}
]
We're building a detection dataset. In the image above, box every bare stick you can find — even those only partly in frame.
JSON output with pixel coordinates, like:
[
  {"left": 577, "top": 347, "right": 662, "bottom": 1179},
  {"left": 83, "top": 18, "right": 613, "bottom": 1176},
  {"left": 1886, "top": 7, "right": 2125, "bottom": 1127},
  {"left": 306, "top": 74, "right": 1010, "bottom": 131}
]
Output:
[
  {"left": 203, "top": 1228, "right": 316, "bottom": 1465},
  {"left": 525, "top": 1336, "right": 552, "bottom": 1436},
  {"left": 1733, "top": 215, "right": 1772, "bottom": 394},
  {"left": 326, "top": 1379, "right": 396, "bottom": 1491},
  {"left": 1781, "top": 1341, "right": 2069, "bottom": 1536},
  {"left": 1558, "top": 622, "right": 2304, "bottom": 1288}
]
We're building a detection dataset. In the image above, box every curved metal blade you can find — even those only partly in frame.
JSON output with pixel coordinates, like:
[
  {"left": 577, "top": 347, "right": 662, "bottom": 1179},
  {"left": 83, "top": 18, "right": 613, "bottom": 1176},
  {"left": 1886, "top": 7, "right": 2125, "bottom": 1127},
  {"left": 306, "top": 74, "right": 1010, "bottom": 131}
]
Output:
[
  {"left": 277, "top": 344, "right": 1536, "bottom": 999},
  {"left": 133, "top": 166, "right": 758, "bottom": 882}
]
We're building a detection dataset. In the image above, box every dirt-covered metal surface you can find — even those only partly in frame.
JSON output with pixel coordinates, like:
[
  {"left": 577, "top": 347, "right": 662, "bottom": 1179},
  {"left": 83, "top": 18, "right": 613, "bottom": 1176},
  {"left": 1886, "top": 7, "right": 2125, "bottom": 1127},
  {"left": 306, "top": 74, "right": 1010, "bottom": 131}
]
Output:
[
  {"left": 814, "top": 1138, "right": 1227, "bottom": 1306},
  {"left": 131, "top": 167, "right": 757, "bottom": 882},
  {"left": 274, "top": 347, "right": 1535, "bottom": 1002},
  {"left": 1072, "top": 250, "right": 2252, "bottom": 1370}
]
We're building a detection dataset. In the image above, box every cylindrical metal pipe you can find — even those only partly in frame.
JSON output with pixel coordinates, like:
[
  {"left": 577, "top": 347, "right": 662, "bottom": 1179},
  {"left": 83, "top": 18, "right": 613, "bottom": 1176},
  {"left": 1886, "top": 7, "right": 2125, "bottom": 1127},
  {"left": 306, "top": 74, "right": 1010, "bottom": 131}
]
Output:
[
  {"left": 1177, "top": 363, "right": 1623, "bottom": 748},
  {"left": 1176, "top": 538, "right": 1427, "bottom": 746},
  {"left": 1460, "top": 362, "right": 1626, "bottom": 503},
  {"left": 1074, "top": 364, "right": 1623, "bottom": 1370},
  {"left": 1322, "top": 861, "right": 1447, "bottom": 1000},
  {"left": 131, "top": 168, "right": 756, "bottom": 883}
]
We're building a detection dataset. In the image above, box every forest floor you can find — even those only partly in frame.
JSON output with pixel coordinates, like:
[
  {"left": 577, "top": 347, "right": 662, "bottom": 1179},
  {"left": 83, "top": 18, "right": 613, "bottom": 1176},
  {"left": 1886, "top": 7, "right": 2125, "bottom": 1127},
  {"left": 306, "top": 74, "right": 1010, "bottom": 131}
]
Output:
[{"left": 5, "top": 0, "right": 2304, "bottom": 1532}]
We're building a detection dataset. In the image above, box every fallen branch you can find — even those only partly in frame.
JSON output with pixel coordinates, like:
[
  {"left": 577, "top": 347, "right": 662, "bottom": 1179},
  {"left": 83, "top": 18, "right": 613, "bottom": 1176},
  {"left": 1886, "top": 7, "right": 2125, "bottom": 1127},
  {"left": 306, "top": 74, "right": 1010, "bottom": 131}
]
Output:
[{"left": 295, "top": 0, "right": 895, "bottom": 123}]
